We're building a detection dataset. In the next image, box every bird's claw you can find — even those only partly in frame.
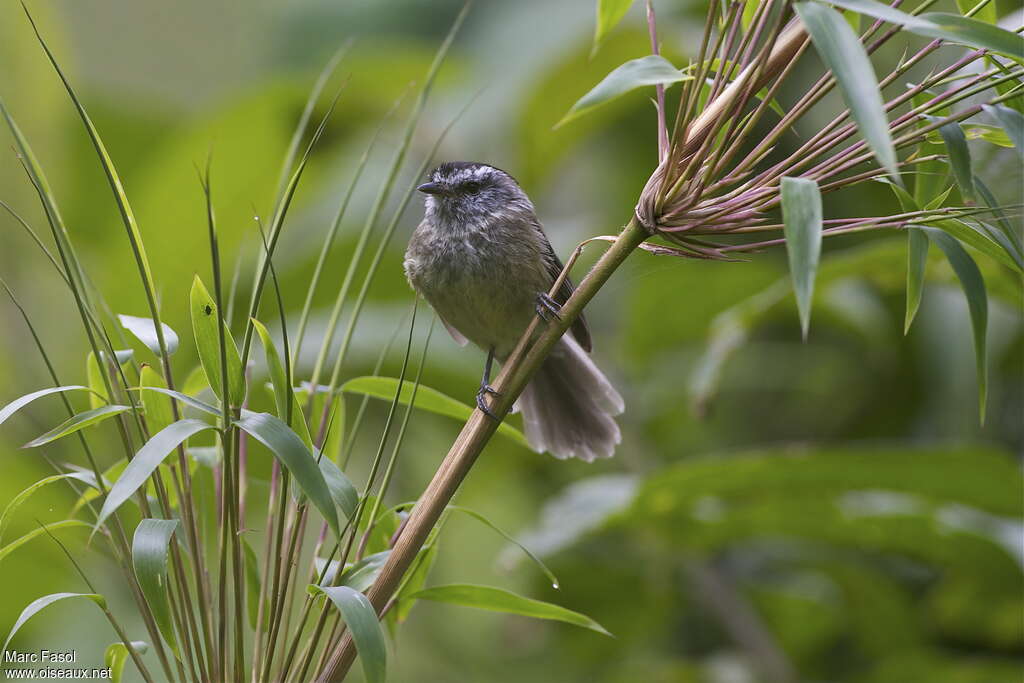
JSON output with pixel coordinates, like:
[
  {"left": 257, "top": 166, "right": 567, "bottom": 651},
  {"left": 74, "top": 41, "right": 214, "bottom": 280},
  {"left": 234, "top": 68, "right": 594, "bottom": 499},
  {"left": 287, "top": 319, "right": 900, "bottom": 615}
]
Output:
[
  {"left": 535, "top": 292, "right": 562, "bottom": 322},
  {"left": 476, "top": 384, "right": 501, "bottom": 420}
]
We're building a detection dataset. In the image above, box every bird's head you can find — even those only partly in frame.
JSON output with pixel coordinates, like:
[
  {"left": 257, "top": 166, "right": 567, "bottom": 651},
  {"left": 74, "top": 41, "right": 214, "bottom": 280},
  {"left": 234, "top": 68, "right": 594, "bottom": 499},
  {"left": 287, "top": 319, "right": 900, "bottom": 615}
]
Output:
[{"left": 418, "top": 161, "right": 532, "bottom": 226}]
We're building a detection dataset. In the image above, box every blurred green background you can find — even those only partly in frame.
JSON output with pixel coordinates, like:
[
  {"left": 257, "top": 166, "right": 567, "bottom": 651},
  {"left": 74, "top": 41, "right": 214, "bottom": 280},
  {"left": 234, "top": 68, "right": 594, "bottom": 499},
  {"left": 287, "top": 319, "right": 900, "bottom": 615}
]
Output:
[{"left": 1, "top": 1, "right": 1021, "bottom": 681}]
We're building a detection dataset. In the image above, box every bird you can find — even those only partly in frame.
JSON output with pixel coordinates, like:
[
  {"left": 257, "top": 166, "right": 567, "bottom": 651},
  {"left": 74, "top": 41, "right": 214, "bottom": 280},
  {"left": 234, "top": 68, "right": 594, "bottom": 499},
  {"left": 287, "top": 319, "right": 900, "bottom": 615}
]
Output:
[{"left": 403, "top": 161, "right": 623, "bottom": 462}]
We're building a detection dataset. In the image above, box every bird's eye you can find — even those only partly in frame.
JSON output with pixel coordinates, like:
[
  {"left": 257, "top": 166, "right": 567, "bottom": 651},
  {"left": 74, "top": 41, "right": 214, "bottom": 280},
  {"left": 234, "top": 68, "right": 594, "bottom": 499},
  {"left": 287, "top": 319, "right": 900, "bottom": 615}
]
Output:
[{"left": 464, "top": 181, "right": 482, "bottom": 194}]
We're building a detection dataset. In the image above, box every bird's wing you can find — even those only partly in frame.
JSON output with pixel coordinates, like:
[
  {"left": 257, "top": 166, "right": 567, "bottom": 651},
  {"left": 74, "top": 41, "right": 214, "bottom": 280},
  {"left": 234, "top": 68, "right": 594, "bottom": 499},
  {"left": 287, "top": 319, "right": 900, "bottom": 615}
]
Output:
[
  {"left": 439, "top": 315, "right": 469, "bottom": 347},
  {"left": 537, "top": 223, "right": 592, "bottom": 352}
]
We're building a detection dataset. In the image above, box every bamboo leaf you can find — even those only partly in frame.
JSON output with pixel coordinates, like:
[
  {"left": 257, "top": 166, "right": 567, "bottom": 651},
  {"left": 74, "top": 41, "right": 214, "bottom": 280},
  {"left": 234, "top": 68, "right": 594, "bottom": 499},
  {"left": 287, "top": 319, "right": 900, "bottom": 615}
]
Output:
[
  {"left": 0, "top": 472, "right": 98, "bottom": 543},
  {"left": 319, "top": 456, "right": 359, "bottom": 521},
  {"left": 397, "top": 545, "right": 439, "bottom": 622},
  {"left": 23, "top": 405, "right": 131, "bottom": 448},
  {"left": 408, "top": 584, "right": 612, "bottom": 636},
  {"left": 235, "top": 412, "right": 339, "bottom": 537},
  {"left": 557, "top": 55, "right": 691, "bottom": 128},
  {"left": 448, "top": 505, "right": 561, "bottom": 589},
  {"left": 934, "top": 120, "right": 975, "bottom": 202},
  {"left": 796, "top": 2, "right": 900, "bottom": 181},
  {"left": 190, "top": 275, "right": 245, "bottom": 407},
  {"left": 252, "top": 318, "right": 290, "bottom": 421},
  {"left": 132, "top": 519, "right": 179, "bottom": 658},
  {"left": 922, "top": 229, "right": 988, "bottom": 423},
  {"left": 781, "top": 177, "right": 824, "bottom": 339},
  {"left": 118, "top": 314, "right": 179, "bottom": 357},
  {"left": 0, "top": 521, "right": 91, "bottom": 565},
  {"left": 86, "top": 352, "right": 108, "bottom": 409},
  {"left": 823, "top": 1, "right": 1024, "bottom": 60},
  {"left": 309, "top": 585, "right": 387, "bottom": 683},
  {"left": 918, "top": 218, "right": 1022, "bottom": 272},
  {"left": 906, "top": 229, "right": 929, "bottom": 333},
  {"left": 975, "top": 176, "right": 1024, "bottom": 261},
  {"left": 956, "top": 0, "right": 997, "bottom": 25},
  {"left": 135, "top": 386, "right": 221, "bottom": 418},
  {"left": 0, "top": 385, "right": 94, "bottom": 427},
  {"left": 340, "top": 376, "right": 528, "bottom": 447},
  {"left": 2, "top": 593, "right": 107, "bottom": 655},
  {"left": 983, "top": 104, "right": 1024, "bottom": 162},
  {"left": 592, "top": 0, "right": 634, "bottom": 54},
  {"left": 104, "top": 641, "right": 148, "bottom": 683},
  {"left": 95, "top": 419, "right": 215, "bottom": 530},
  {"left": 139, "top": 365, "right": 174, "bottom": 433}
]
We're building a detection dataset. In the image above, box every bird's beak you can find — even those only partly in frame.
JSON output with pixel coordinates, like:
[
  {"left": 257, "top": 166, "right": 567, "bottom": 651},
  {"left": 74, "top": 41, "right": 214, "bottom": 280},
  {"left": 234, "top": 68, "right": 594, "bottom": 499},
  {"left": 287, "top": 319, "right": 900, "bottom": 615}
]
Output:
[{"left": 417, "top": 182, "right": 444, "bottom": 195}]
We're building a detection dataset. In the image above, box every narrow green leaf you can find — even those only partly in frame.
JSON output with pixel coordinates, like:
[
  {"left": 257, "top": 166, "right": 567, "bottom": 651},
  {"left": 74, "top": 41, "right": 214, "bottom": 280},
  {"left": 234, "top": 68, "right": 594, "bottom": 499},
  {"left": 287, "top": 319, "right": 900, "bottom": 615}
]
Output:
[
  {"left": 408, "top": 584, "right": 612, "bottom": 636},
  {"left": 592, "top": 0, "right": 634, "bottom": 54},
  {"left": 252, "top": 318, "right": 290, "bottom": 421},
  {"left": 781, "top": 177, "right": 824, "bottom": 339},
  {"left": 135, "top": 386, "right": 221, "bottom": 418},
  {"left": 983, "top": 104, "right": 1024, "bottom": 162},
  {"left": 0, "top": 472, "right": 98, "bottom": 543},
  {"left": 823, "top": 1, "right": 1024, "bottom": 60},
  {"left": 918, "top": 13, "right": 1024, "bottom": 61},
  {"left": 319, "top": 456, "right": 359, "bottom": 521},
  {"left": 557, "top": 55, "right": 691, "bottom": 128},
  {"left": 234, "top": 412, "right": 339, "bottom": 536},
  {"left": 0, "top": 386, "right": 93, "bottom": 427},
  {"left": 104, "top": 641, "right": 148, "bottom": 683},
  {"left": 923, "top": 229, "right": 988, "bottom": 423},
  {"left": 86, "top": 352, "right": 108, "bottom": 409},
  {"left": 95, "top": 419, "right": 215, "bottom": 530},
  {"left": 918, "top": 218, "right": 1022, "bottom": 272},
  {"left": 132, "top": 519, "right": 180, "bottom": 658},
  {"left": 309, "top": 585, "right": 387, "bottom": 683},
  {"left": 23, "top": 405, "right": 131, "bottom": 448},
  {"left": 956, "top": 0, "right": 997, "bottom": 25},
  {"left": 241, "top": 539, "right": 261, "bottom": 629},
  {"left": 796, "top": 2, "right": 900, "bottom": 181},
  {"left": 139, "top": 365, "right": 174, "bottom": 433},
  {"left": 3, "top": 593, "right": 106, "bottom": 655},
  {"left": 190, "top": 275, "right": 245, "bottom": 407},
  {"left": 338, "top": 551, "right": 391, "bottom": 593},
  {"left": 448, "top": 505, "right": 560, "bottom": 589},
  {"left": 975, "top": 176, "right": 1024, "bottom": 261},
  {"left": 340, "top": 376, "right": 528, "bottom": 447},
  {"left": 906, "top": 229, "right": 929, "bottom": 333},
  {"left": 118, "top": 314, "right": 179, "bottom": 357},
  {"left": 935, "top": 120, "right": 975, "bottom": 202},
  {"left": 397, "top": 545, "right": 439, "bottom": 622},
  {"left": 0, "top": 521, "right": 90, "bottom": 565}
]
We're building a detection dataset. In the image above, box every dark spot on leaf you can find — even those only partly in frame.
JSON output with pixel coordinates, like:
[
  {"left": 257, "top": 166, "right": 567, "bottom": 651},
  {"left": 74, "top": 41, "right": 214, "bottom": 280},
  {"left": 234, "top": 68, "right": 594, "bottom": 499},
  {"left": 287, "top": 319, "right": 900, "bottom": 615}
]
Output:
[{"left": 204, "top": 305, "right": 213, "bottom": 315}]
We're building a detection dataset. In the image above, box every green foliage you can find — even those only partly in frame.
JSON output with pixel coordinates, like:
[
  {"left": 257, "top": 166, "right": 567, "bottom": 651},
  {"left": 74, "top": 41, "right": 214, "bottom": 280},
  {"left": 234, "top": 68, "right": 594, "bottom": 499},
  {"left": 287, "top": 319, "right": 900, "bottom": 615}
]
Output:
[
  {"left": 781, "top": 177, "right": 823, "bottom": 339},
  {"left": 131, "top": 519, "right": 180, "bottom": 658}
]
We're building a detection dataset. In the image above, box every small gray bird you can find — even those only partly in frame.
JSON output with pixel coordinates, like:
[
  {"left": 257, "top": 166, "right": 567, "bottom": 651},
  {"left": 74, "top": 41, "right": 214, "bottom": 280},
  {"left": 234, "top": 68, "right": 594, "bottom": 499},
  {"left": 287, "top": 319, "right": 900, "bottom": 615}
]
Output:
[{"left": 404, "top": 161, "right": 623, "bottom": 462}]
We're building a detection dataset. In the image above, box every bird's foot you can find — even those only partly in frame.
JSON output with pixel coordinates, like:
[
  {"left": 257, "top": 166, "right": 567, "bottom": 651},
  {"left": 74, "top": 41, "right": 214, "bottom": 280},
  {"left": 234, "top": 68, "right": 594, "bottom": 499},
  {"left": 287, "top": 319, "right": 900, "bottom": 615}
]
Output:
[
  {"left": 535, "top": 292, "right": 562, "bottom": 322},
  {"left": 476, "top": 383, "right": 501, "bottom": 420}
]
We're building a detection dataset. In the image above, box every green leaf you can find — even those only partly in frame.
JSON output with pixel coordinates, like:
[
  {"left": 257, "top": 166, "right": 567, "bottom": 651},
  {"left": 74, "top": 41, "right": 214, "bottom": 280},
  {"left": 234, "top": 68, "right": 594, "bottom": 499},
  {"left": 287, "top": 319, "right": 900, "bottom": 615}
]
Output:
[
  {"left": 234, "top": 412, "right": 339, "bottom": 537},
  {"left": 86, "top": 352, "right": 108, "bottom": 409},
  {"left": 338, "top": 551, "right": 391, "bottom": 593},
  {"left": 190, "top": 275, "right": 245, "bottom": 407},
  {"left": 0, "top": 521, "right": 91, "bottom": 565},
  {"left": 956, "top": 0, "right": 997, "bottom": 25},
  {"left": 906, "top": 228, "right": 929, "bottom": 333},
  {"left": 975, "top": 176, "right": 1024, "bottom": 262},
  {"left": 918, "top": 218, "right": 1022, "bottom": 272},
  {"left": 781, "top": 177, "right": 823, "bottom": 339},
  {"left": 252, "top": 318, "right": 290, "bottom": 420},
  {"left": 319, "top": 456, "right": 359, "bottom": 521},
  {"left": 796, "top": 2, "right": 900, "bottom": 181},
  {"left": 132, "top": 519, "right": 180, "bottom": 658},
  {"left": 592, "top": 0, "right": 634, "bottom": 54},
  {"left": 23, "top": 405, "right": 132, "bottom": 448},
  {"left": 922, "top": 229, "right": 988, "bottom": 423},
  {"left": 918, "top": 13, "right": 1024, "bottom": 61},
  {"left": 983, "top": 104, "right": 1024, "bottom": 162},
  {"left": 3, "top": 593, "right": 107, "bottom": 655},
  {"left": 823, "top": 1, "right": 1024, "bottom": 60},
  {"left": 0, "top": 472, "right": 98, "bottom": 543},
  {"left": 408, "top": 584, "right": 612, "bottom": 636},
  {"left": 340, "top": 376, "right": 528, "bottom": 447},
  {"left": 935, "top": 120, "right": 975, "bottom": 202},
  {"left": 241, "top": 539, "right": 262, "bottom": 629},
  {"left": 448, "top": 505, "right": 560, "bottom": 589},
  {"left": 95, "top": 419, "right": 215, "bottom": 530},
  {"left": 557, "top": 55, "right": 691, "bottom": 128},
  {"left": 135, "top": 386, "right": 221, "bottom": 418},
  {"left": 0, "top": 385, "right": 94, "bottom": 427},
  {"left": 104, "top": 641, "right": 148, "bottom": 683},
  {"left": 139, "top": 365, "right": 174, "bottom": 433},
  {"left": 119, "top": 314, "right": 179, "bottom": 357},
  {"left": 309, "top": 585, "right": 387, "bottom": 683},
  {"left": 397, "top": 545, "right": 439, "bottom": 622}
]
